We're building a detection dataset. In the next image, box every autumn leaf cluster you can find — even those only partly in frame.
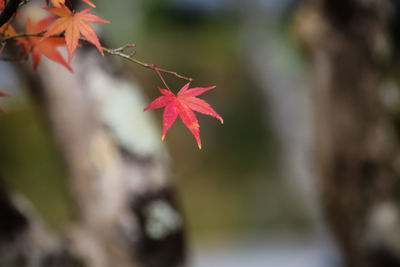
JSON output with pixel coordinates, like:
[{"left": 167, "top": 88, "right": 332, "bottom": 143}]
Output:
[
  {"left": 0, "top": 0, "right": 108, "bottom": 72},
  {"left": 0, "top": 0, "right": 223, "bottom": 149}
]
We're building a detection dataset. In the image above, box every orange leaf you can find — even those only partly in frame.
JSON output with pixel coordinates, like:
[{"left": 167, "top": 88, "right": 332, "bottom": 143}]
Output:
[
  {"left": 49, "top": 0, "right": 64, "bottom": 7},
  {"left": 46, "top": 0, "right": 95, "bottom": 7},
  {"left": 43, "top": 4, "right": 109, "bottom": 62},
  {"left": 18, "top": 17, "right": 72, "bottom": 72},
  {"left": 143, "top": 83, "right": 223, "bottom": 149},
  {"left": 0, "top": 24, "right": 17, "bottom": 36}
]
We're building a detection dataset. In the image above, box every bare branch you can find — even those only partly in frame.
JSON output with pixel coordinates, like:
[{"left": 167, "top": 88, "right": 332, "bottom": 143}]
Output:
[
  {"left": 0, "top": 0, "right": 23, "bottom": 27},
  {"left": 1, "top": 32, "right": 193, "bottom": 81},
  {"left": 0, "top": 31, "right": 46, "bottom": 41},
  {"left": 102, "top": 44, "right": 193, "bottom": 81}
]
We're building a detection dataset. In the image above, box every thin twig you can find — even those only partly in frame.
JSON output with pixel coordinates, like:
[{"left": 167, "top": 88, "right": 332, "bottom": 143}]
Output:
[
  {"left": 0, "top": 42, "right": 6, "bottom": 57},
  {"left": 102, "top": 45, "right": 193, "bottom": 81},
  {"left": 0, "top": 12, "right": 18, "bottom": 59},
  {"left": 18, "top": 0, "right": 31, "bottom": 8},
  {"left": 0, "top": 56, "right": 25, "bottom": 61},
  {"left": 0, "top": 31, "right": 46, "bottom": 41},
  {"left": 0, "top": 32, "right": 193, "bottom": 81},
  {"left": 0, "top": 0, "right": 23, "bottom": 27},
  {"left": 152, "top": 64, "right": 171, "bottom": 90}
]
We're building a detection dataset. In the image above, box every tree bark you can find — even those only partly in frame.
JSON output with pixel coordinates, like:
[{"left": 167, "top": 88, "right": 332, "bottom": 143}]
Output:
[
  {"left": 24, "top": 46, "right": 186, "bottom": 267},
  {"left": 296, "top": 0, "right": 400, "bottom": 266},
  {"left": 0, "top": 178, "right": 85, "bottom": 267}
]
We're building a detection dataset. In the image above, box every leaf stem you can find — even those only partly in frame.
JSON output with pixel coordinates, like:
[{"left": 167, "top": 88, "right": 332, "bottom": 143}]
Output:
[{"left": 152, "top": 64, "right": 171, "bottom": 91}]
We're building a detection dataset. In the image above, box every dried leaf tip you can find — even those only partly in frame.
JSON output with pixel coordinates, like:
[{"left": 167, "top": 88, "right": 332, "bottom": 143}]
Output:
[{"left": 82, "top": 0, "right": 96, "bottom": 8}]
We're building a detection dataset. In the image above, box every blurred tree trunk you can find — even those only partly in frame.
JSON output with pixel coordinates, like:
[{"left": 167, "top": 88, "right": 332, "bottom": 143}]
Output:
[
  {"left": 24, "top": 47, "right": 186, "bottom": 267},
  {"left": 238, "top": 0, "right": 321, "bottom": 230},
  {"left": 296, "top": 0, "right": 400, "bottom": 266},
  {"left": 0, "top": 3, "right": 186, "bottom": 267}
]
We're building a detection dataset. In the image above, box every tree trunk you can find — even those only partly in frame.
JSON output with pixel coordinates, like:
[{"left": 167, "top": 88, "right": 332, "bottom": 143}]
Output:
[
  {"left": 0, "top": 179, "right": 85, "bottom": 267},
  {"left": 295, "top": 0, "right": 400, "bottom": 266},
  {"left": 1, "top": 3, "right": 186, "bottom": 267}
]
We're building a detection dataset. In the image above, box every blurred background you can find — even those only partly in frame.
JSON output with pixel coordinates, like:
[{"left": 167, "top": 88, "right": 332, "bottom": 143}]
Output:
[
  {"left": 99, "top": 2, "right": 324, "bottom": 264},
  {"left": 1, "top": 0, "right": 399, "bottom": 266}
]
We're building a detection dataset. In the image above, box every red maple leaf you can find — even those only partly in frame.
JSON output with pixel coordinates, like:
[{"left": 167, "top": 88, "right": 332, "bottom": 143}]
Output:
[
  {"left": 43, "top": 4, "right": 109, "bottom": 62},
  {"left": 143, "top": 82, "right": 223, "bottom": 149},
  {"left": 18, "top": 17, "right": 72, "bottom": 72}
]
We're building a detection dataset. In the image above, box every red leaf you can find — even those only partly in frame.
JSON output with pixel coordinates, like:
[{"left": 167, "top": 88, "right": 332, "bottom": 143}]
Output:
[
  {"left": 43, "top": 4, "right": 109, "bottom": 62},
  {"left": 0, "top": 0, "right": 4, "bottom": 10},
  {"left": 18, "top": 17, "right": 72, "bottom": 72},
  {"left": 143, "top": 82, "right": 223, "bottom": 149}
]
